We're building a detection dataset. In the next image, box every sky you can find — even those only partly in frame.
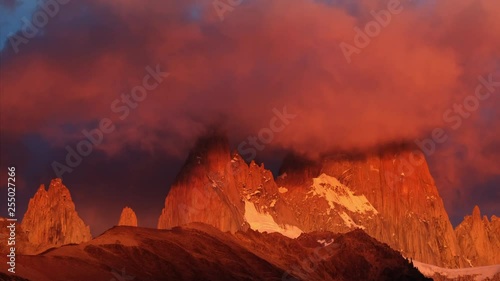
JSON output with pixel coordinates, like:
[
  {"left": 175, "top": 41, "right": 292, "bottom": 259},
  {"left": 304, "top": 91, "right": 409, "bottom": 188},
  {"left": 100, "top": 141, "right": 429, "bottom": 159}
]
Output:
[{"left": 0, "top": 0, "right": 499, "bottom": 236}]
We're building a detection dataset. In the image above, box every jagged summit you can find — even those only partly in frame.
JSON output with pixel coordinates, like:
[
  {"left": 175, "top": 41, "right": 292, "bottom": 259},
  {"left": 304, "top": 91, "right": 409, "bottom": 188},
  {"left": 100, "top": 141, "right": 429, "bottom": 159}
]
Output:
[
  {"left": 20, "top": 178, "right": 92, "bottom": 254},
  {"left": 157, "top": 134, "right": 498, "bottom": 268},
  {"left": 472, "top": 205, "right": 482, "bottom": 220},
  {"left": 158, "top": 132, "right": 246, "bottom": 232},
  {"left": 455, "top": 206, "right": 500, "bottom": 266}
]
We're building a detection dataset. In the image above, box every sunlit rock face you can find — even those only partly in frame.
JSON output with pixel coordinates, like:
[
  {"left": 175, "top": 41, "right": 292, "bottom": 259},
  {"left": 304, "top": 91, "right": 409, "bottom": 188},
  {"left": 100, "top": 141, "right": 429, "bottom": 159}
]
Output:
[
  {"left": 455, "top": 206, "right": 500, "bottom": 266},
  {"left": 20, "top": 178, "right": 92, "bottom": 254},
  {"left": 118, "top": 206, "right": 138, "bottom": 227},
  {"left": 157, "top": 134, "right": 248, "bottom": 233},
  {"left": 158, "top": 134, "right": 496, "bottom": 268},
  {"left": 303, "top": 148, "right": 464, "bottom": 268}
]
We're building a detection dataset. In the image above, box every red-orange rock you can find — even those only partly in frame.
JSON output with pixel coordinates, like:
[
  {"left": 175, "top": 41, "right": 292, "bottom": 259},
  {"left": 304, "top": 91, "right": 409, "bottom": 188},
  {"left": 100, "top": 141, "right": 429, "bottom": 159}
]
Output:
[
  {"left": 158, "top": 135, "right": 497, "bottom": 268},
  {"left": 158, "top": 134, "right": 248, "bottom": 232},
  {"left": 20, "top": 178, "right": 91, "bottom": 254},
  {"left": 118, "top": 206, "right": 138, "bottom": 227},
  {"left": 455, "top": 206, "right": 500, "bottom": 266}
]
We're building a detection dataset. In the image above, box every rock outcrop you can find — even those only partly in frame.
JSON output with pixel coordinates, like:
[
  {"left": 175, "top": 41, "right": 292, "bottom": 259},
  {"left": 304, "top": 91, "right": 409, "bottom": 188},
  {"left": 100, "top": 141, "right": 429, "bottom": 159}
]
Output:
[
  {"left": 118, "top": 206, "right": 138, "bottom": 227},
  {"left": 20, "top": 178, "right": 92, "bottom": 254},
  {"left": 298, "top": 147, "right": 464, "bottom": 268},
  {"left": 455, "top": 206, "right": 500, "bottom": 266}
]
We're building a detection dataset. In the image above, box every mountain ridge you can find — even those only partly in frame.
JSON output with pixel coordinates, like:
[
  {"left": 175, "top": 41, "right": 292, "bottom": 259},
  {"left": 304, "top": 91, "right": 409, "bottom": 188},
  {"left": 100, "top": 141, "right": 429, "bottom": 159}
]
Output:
[
  {"left": 0, "top": 224, "right": 431, "bottom": 281},
  {"left": 157, "top": 133, "right": 499, "bottom": 268}
]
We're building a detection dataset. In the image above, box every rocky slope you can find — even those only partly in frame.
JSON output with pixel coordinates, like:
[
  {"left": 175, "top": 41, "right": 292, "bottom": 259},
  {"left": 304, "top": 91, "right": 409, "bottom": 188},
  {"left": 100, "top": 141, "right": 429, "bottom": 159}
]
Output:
[
  {"left": 118, "top": 206, "right": 138, "bottom": 227},
  {"left": 158, "top": 134, "right": 496, "bottom": 268},
  {"left": 0, "top": 224, "right": 430, "bottom": 281},
  {"left": 455, "top": 206, "right": 500, "bottom": 266},
  {"left": 19, "top": 178, "right": 92, "bottom": 254}
]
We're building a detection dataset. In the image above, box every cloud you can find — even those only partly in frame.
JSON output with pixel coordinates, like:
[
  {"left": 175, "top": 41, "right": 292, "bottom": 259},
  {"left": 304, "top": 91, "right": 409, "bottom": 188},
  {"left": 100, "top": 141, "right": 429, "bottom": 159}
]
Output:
[{"left": 0, "top": 0, "right": 499, "bottom": 226}]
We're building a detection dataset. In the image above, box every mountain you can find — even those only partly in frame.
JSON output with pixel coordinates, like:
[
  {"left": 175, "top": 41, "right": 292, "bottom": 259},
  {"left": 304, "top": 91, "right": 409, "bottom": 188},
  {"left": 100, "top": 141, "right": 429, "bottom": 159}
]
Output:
[
  {"left": 297, "top": 147, "right": 463, "bottom": 268},
  {"left": 118, "top": 206, "right": 138, "bottom": 227},
  {"left": 455, "top": 206, "right": 500, "bottom": 266},
  {"left": 158, "top": 133, "right": 249, "bottom": 232},
  {"left": 157, "top": 134, "right": 496, "bottom": 268},
  {"left": 0, "top": 224, "right": 430, "bottom": 281},
  {"left": 4, "top": 134, "right": 497, "bottom": 280},
  {"left": 18, "top": 178, "right": 92, "bottom": 254}
]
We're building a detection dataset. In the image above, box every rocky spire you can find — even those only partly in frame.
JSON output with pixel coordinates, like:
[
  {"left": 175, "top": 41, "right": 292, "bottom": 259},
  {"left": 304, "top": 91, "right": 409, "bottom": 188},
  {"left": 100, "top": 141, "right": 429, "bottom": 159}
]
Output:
[
  {"left": 157, "top": 132, "right": 247, "bottom": 232},
  {"left": 20, "top": 178, "right": 92, "bottom": 254},
  {"left": 472, "top": 205, "right": 482, "bottom": 222},
  {"left": 118, "top": 206, "right": 138, "bottom": 227},
  {"left": 455, "top": 205, "right": 500, "bottom": 266}
]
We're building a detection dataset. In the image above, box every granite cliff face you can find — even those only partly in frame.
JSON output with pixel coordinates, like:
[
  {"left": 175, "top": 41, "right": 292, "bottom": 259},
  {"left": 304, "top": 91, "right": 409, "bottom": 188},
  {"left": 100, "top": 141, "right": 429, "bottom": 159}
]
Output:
[
  {"left": 158, "top": 134, "right": 247, "bottom": 232},
  {"left": 118, "top": 206, "right": 138, "bottom": 227},
  {"left": 293, "top": 148, "right": 464, "bottom": 268},
  {"left": 157, "top": 134, "right": 303, "bottom": 236},
  {"left": 158, "top": 135, "right": 497, "bottom": 268},
  {"left": 20, "top": 178, "right": 91, "bottom": 254},
  {"left": 455, "top": 206, "right": 500, "bottom": 266}
]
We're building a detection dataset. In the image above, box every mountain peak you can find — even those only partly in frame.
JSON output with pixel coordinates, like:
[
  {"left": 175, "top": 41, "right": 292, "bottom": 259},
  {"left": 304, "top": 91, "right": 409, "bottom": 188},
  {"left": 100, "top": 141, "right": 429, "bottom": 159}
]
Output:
[
  {"left": 47, "top": 178, "right": 72, "bottom": 201},
  {"left": 36, "top": 184, "right": 47, "bottom": 192},
  {"left": 20, "top": 179, "right": 92, "bottom": 254},
  {"left": 472, "top": 205, "right": 481, "bottom": 221},
  {"left": 455, "top": 205, "right": 500, "bottom": 266},
  {"left": 157, "top": 137, "right": 499, "bottom": 268},
  {"left": 118, "top": 206, "right": 138, "bottom": 227},
  {"left": 174, "top": 132, "right": 230, "bottom": 185},
  {"left": 34, "top": 184, "right": 48, "bottom": 199}
]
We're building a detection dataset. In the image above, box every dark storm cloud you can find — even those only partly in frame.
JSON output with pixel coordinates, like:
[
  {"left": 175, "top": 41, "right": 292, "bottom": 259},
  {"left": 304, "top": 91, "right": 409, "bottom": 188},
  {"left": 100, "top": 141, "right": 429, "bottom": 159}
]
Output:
[{"left": 0, "top": 0, "right": 498, "bottom": 232}]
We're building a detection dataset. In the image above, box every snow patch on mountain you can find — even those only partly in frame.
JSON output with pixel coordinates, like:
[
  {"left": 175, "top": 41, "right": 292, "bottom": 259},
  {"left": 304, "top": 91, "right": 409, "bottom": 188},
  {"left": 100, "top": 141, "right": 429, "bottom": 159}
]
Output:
[
  {"left": 317, "top": 238, "right": 334, "bottom": 247},
  {"left": 308, "top": 173, "right": 378, "bottom": 214},
  {"left": 244, "top": 201, "right": 302, "bottom": 239},
  {"left": 413, "top": 260, "right": 500, "bottom": 281},
  {"left": 339, "top": 212, "right": 365, "bottom": 229},
  {"left": 278, "top": 187, "right": 288, "bottom": 193}
]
